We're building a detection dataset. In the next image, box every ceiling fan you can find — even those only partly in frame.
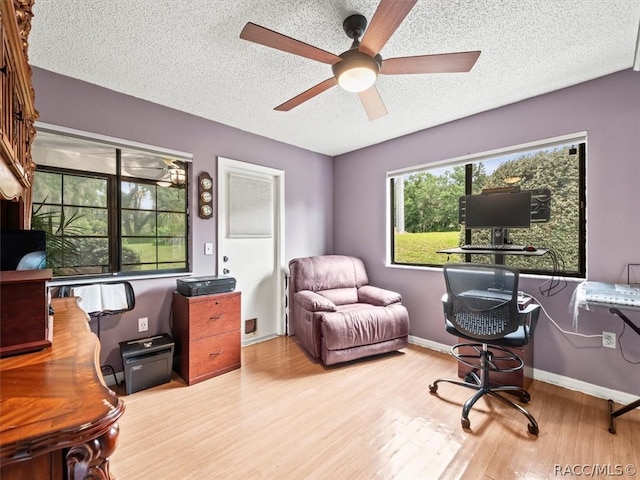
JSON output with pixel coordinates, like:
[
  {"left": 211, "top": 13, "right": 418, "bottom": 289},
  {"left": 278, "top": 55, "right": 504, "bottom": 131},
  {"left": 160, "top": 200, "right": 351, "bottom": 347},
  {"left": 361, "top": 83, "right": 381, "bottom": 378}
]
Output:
[
  {"left": 124, "top": 159, "right": 187, "bottom": 187},
  {"left": 240, "top": 0, "right": 480, "bottom": 121}
]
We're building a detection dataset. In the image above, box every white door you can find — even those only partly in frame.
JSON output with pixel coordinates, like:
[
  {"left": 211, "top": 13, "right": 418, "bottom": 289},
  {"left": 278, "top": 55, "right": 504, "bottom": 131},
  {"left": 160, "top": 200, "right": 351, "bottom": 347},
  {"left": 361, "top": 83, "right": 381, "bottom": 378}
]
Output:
[{"left": 217, "top": 157, "right": 285, "bottom": 344}]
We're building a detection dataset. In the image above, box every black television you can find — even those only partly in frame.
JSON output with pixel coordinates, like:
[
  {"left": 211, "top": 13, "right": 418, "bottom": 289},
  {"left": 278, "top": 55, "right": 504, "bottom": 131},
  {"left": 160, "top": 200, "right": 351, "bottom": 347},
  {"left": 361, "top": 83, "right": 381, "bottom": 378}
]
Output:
[
  {"left": 460, "top": 191, "right": 532, "bottom": 229},
  {"left": 0, "top": 229, "right": 47, "bottom": 271}
]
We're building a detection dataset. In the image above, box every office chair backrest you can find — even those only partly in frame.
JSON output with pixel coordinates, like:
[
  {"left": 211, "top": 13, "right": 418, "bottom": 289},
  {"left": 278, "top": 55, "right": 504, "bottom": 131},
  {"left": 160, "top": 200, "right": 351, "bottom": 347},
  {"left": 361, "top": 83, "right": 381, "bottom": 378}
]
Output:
[{"left": 443, "top": 263, "right": 521, "bottom": 340}]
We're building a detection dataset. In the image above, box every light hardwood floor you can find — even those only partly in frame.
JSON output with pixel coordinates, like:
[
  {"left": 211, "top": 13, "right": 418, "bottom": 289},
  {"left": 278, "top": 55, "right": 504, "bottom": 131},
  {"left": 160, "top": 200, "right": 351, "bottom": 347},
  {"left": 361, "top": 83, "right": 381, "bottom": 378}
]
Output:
[{"left": 110, "top": 337, "right": 639, "bottom": 479}]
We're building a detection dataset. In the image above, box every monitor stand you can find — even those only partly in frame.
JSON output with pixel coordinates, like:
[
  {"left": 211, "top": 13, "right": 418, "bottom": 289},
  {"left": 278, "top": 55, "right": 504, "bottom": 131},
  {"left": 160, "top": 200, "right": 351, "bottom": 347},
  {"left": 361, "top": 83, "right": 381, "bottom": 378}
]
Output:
[{"left": 492, "top": 228, "right": 509, "bottom": 264}]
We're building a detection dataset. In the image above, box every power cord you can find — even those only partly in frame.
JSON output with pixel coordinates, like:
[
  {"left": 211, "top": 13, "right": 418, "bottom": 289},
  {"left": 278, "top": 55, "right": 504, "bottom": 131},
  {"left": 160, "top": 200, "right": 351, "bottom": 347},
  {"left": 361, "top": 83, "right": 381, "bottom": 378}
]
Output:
[
  {"left": 101, "top": 364, "right": 123, "bottom": 387},
  {"left": 526, "top": 293, "right": 601, "bottom": 339},
  {"left": 538, "top": 249, "right": 567, "bottom": 297}
]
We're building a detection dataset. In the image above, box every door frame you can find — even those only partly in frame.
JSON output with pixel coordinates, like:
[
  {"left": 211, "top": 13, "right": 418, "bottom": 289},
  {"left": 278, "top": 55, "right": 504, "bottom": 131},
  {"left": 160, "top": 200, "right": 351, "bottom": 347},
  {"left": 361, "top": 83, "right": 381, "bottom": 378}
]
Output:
[{"left": 216, "top": 156, "right": 286, "bottom": 338}]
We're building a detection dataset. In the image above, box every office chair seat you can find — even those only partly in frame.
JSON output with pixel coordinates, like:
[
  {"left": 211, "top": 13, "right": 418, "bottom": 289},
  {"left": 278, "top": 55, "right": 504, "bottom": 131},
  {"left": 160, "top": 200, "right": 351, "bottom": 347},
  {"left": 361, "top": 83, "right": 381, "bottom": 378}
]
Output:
[{"left": 429, "top": 263, "right": 540, "bottom": 435}]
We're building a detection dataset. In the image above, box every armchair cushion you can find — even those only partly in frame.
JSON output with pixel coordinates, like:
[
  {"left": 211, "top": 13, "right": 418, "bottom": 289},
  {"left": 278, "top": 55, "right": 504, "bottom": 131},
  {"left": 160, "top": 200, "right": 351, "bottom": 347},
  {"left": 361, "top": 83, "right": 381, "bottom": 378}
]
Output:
[
  {"left": 357, "top": 285, "right": 402, "bottom": 306},
  {"left": 321, "top": 303, "right": 409, "bottom": 351},
  {"left": 294, "top": 290, "right": 337, "bottom": 312},
  {"left": 318, "top": 287, "right": 358, "bottom": 306}
]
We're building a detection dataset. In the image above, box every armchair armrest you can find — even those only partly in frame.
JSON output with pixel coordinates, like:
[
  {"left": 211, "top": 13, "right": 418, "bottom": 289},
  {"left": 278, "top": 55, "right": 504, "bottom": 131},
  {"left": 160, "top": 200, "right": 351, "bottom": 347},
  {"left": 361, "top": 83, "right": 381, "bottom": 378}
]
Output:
[
  {"left": 293, "top": 290, "right": 337, "bottom": 312},
  {"left": 358, "top": 285, "right": 402, "bottom": 306}
]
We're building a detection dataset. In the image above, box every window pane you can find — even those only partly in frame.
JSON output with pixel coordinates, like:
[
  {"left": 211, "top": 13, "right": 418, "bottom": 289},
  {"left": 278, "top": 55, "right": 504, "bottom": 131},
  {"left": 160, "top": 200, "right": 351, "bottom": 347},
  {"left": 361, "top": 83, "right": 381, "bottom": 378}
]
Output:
[
  {"left": 158, "top": 212, "right": 186, "bottom": 236},
  {"left": 157, "top": 185, "right": 186, "bottom": 211},
  {"left": 122, "top": 237, "right": 157, "bottom": 264},
  {"left": 32, "top": 129, "right": 190, "bottom": 277},
  {"left": 390, "top": 141, "right": 584, "bottom": 276},
  {"left": 469, "top": 145, "right": 581, "bottom": 274},
  {"left": 122, "top": 211, "right": 157, "bottom": 236},
  {"left": 64, "top": 176, "right": 107, "bottom": 207},
  {"left": 65, "top": 237, "right": 110, "bottom": 272},
  {"left": 31, "top": 204, "right": 62, "bottom": 232},
  {"left": 392, "top": 165, "right": 465, "bottom": 266},
  {"left": 32, "top": 130, "right": 117, "bottom": 175},
  {"left": 62, "top": 206, "right": 108, "bottom": 236},
  {"left": 121, "top": 182, "right": 155, "bottom": 210},
  {"left": 157, "top": 237, "right": 186, "bottom": 262},
  {"left": 33, "top": 171, "right": 62, "bottom": 204}
]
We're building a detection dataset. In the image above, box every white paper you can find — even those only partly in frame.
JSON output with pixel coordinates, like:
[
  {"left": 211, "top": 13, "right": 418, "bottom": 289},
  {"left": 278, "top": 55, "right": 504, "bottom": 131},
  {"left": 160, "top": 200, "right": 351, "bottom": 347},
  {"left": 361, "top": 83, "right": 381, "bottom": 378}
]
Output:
[
  {"left": 100, "top": 283, "right": 129, "bottom": 311},
  {"left": 72, "top": 283, "right": 129, "bottom": 314},
  {"left": 72, "top": 285, "right": 103, "bottom": 314}
]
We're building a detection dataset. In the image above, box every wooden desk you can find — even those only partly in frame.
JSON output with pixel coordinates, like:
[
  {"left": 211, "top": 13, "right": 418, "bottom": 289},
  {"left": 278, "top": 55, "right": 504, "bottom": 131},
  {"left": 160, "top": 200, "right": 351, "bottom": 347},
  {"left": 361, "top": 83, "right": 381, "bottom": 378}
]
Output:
[{"left": 0, "top": 297, "right": 125, "bottom": 479}]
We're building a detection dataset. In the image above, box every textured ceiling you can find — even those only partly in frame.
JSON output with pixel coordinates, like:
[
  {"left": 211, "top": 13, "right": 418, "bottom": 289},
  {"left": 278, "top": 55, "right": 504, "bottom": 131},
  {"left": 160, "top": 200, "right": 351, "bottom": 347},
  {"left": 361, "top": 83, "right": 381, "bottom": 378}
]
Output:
[{"left": 28, "top": 0, "right": 640, "bottom": 156}]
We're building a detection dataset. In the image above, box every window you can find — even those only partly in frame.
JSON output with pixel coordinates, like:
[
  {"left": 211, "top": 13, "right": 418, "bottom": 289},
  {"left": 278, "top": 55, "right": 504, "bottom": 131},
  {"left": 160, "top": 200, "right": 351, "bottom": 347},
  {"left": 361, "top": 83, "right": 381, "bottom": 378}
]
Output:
[
  {"left": 389, "top": 136, "right": 586, "bottom": 277},
  {"left": 31, "top": 128, "right": 191, "bottom": 278}
]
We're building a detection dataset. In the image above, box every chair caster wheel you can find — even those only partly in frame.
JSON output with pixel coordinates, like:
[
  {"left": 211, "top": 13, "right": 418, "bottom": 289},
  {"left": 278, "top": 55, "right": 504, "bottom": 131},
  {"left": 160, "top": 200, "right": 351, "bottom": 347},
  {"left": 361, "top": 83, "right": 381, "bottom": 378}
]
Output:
[
  {"left": 428, "top": 384, "right": 438, "bottom": 394},
  {"left": 519, "top": 392, "right": 531, "bottom": 403},
  {"left": 461, "top": 417, "right": 471, "bottom": 429},
  {"left": 464, "top": 374, "right": 475, "bottom": 383},
  {"left": 528, "top": 424, "right": 539, "bottom": 435}
]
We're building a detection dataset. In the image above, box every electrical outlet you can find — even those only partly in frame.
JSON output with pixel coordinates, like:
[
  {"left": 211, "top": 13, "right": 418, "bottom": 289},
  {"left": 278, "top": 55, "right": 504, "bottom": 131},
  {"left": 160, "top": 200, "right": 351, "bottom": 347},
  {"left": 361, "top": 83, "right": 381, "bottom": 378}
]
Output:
[
  {"left": 138, "top": 317, "right": 149, "bottom": 332},
  {"left": 602, "top": 331, "right": 616, "bottom": 349}
]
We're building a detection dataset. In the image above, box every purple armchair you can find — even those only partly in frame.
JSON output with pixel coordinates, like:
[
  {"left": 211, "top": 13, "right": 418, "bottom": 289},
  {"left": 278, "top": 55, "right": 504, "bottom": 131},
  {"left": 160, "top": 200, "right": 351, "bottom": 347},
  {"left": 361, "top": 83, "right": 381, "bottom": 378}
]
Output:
[{"left": 288, "top": 255, "right": 409, "bottom": 365}]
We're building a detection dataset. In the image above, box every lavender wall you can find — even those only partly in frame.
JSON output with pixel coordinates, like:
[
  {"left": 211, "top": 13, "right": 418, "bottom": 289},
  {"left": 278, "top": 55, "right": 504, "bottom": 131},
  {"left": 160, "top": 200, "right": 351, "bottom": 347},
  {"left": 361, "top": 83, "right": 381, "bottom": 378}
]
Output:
[
  {"left": 32, "top": 67, "right": 334, "bottom": 369},
  {"left": 334, "top": 70, "right": 640, "bottom": 396}
]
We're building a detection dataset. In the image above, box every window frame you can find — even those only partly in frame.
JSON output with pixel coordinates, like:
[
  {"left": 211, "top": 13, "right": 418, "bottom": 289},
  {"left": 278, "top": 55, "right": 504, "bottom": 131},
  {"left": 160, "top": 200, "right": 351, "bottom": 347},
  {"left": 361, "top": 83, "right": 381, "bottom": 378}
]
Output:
[
  {"left": 387, "top": 133, "right": 587, "bottom": 277},
  {"left": 32, "top": 122, "right": 193, "bottom": 281}
]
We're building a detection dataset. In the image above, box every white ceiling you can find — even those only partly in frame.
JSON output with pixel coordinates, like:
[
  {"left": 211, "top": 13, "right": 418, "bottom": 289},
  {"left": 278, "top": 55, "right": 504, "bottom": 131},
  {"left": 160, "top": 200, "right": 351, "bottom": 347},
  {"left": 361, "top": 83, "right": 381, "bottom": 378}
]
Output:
[{"left": 28, "top": 0, "right": 640, "bottom": 157}]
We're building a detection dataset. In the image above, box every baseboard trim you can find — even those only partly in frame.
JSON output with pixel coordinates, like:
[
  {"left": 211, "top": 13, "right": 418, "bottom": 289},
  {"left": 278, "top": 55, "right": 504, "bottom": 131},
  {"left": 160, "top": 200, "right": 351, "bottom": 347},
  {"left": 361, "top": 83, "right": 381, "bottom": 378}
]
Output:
[
  {"left": 408, "top": 335, "right": 638, "bottom": 407},
  {"left": 243, "top": 333, "right": 279, "bottom": 347}
]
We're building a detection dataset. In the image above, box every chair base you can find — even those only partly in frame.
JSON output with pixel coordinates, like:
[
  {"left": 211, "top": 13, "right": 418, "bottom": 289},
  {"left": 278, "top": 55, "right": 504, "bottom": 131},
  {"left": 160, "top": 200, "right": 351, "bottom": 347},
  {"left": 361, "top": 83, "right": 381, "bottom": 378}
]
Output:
[{"left": 429, "top": 343, "right": 539, "bottom": 435}]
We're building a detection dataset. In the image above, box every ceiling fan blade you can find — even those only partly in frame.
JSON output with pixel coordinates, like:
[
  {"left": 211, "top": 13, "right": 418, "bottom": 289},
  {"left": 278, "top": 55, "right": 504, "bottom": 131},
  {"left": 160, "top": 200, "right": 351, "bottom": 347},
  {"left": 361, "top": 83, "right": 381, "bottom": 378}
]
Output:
[
  {"left": 241, "top": 22, "right": 341, "bottom": 65},
  {"left": 358, "top": 86, "right": 387, "bottom": 121},
  {"left": 359, "top": 0, "right": 418, "bottom": 57},
  {"left": 274, "top": 78, "right": 338, "bottom": 111},
  {"left": 380, "top": 51, "right": 481, "bottom": 75}
]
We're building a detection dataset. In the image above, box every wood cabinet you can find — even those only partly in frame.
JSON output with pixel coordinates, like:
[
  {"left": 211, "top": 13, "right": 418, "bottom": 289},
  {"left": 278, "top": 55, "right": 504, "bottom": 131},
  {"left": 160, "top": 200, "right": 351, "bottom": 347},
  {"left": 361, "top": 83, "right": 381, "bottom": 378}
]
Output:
[
  {"left": 172, "top": 291, "right": 241, "bottom": 385},
  {"left": 0, "top": 268, "right": 52, "bottom": 357},
  {"left": 0, "top": 297, "right": 125, "bottom": 479},
  {"left": 0, "top": 0, "right": 38, "bottom": 229}
]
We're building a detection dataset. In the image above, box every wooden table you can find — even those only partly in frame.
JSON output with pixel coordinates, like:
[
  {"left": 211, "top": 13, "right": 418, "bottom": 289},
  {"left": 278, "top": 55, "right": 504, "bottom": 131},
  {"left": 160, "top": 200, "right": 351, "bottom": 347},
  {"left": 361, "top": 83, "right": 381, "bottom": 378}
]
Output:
[{"left": 0, "top": 297, "right": 125, "bottom": 479}]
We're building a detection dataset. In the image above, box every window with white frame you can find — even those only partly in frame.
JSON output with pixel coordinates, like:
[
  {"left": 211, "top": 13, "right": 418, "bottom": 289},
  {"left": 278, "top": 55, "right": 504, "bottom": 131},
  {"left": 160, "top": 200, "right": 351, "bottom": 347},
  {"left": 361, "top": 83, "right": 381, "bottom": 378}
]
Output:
[
  {"left": 31, "top": 127, "right": 191, "bottom": 278},
  {"left": 388, "top": 136, "right": 586, "bottom": 278}
]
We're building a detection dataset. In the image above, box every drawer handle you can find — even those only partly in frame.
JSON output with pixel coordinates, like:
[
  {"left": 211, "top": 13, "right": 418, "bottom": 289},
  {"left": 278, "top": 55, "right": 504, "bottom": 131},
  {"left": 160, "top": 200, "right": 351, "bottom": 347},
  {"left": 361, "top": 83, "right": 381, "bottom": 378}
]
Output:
[
  {"left": 208, "top": 315, "right": 222, "bottom": 321},
  {"left": 209, "top": 350, "right": 223, "bottom": 357}
]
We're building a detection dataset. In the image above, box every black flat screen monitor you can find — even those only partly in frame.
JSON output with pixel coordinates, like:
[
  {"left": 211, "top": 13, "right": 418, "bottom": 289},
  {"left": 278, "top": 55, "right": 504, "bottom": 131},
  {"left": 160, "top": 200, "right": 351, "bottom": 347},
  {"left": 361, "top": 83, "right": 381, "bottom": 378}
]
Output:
[
  {"left": 0, "top": 229, "right": 47, "bottom": 270},
  {"left": 461, "top": 191, "right": 532, "bottom": 229}
]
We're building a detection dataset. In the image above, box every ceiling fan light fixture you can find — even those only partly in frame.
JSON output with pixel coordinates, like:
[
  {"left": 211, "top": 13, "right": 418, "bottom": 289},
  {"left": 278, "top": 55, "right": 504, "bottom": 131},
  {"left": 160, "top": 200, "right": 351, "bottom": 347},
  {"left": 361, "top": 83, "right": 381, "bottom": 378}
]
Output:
[
  {"left": 332, "top": 50, "right": 380, "bottom": 93},
  {"left": 169, "top": 167, "right": 186, "bottom": 186}
]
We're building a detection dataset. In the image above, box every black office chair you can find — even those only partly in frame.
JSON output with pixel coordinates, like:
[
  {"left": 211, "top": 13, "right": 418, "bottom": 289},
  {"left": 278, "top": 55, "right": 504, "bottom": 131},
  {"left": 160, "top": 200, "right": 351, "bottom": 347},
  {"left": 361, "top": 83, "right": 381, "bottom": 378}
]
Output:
[{"left": 429, "top": 263, "right": 540, "bottom": 435}]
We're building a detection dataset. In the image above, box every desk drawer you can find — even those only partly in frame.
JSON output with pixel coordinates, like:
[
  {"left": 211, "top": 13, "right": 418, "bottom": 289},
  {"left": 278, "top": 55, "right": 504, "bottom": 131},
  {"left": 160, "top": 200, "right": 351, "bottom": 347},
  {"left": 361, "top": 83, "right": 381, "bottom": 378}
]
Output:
[
  {"left": 187, "top": 331, "right": 240, "bottom": 384},
  {"left": 188, "top": 295, "right": 240, "bottom": 338}
]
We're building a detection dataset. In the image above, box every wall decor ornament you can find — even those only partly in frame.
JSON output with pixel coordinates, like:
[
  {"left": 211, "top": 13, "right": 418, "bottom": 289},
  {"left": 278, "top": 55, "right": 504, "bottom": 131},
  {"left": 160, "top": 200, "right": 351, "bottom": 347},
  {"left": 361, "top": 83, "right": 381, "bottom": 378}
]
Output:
[{"left": 198, "top": 172, "right": 214, "bottom": 219}]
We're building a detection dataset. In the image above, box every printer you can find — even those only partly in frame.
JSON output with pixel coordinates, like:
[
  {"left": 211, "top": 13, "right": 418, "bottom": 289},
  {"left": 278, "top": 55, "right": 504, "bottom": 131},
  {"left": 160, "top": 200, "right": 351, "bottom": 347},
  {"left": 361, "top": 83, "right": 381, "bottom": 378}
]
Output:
[{"left": 176, "top": 275, "right": 236, "bottom": 297}]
